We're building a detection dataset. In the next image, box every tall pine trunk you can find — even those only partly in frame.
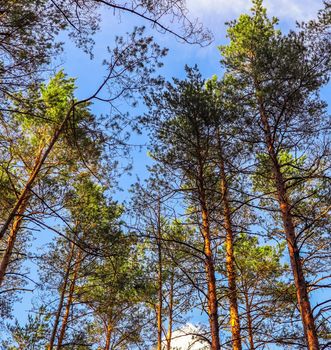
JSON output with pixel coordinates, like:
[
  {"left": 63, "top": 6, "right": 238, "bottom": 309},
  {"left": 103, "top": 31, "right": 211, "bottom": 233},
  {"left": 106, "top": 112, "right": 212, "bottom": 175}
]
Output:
[
  {"left": 104, "top": 323, "right": 112, "bottom": 350},
  {"left": 244, "top": 288, "right": 255, "bottom": 350},
  {"left": 165, "top": 270, "right": 174, "bottom": 350},
  {"left": 56, "top": 248, "right": 82, "bottom": 349},
  {"left": 201, "top": 197, "right": 221, "bottom": 350},
  {"left": 196, "top": 141, "right": 221, "bottom": 350},
  {"left": 257, "top": 96, "right": 319, "bottom": 350},
  {"left": 48, "top": 242, "right": 75, "bottom": 350},
  {"left": 218, "top": 139, "right": 242, "bottom": 350},
  {"left": 156, "top": 198, "right": 163, "bottom": 350}
]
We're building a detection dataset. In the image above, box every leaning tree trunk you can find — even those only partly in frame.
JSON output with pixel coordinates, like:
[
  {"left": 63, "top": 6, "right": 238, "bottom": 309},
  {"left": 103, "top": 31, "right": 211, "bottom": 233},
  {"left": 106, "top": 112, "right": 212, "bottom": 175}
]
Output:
[
  {"left": 0, "top": 144, "right": 45, "bottom": 287},
  {"left": 257, "top": 96, "right": 320, "bottom": 350},
  {"left": 0, "top": 197, "right": 29, "bottom": 287},
  {"left": 218, "top": 141, "right": 242, "bottom": 350},
  {"left": 0, "top": 104, "right": 75, "bottom": 242}
]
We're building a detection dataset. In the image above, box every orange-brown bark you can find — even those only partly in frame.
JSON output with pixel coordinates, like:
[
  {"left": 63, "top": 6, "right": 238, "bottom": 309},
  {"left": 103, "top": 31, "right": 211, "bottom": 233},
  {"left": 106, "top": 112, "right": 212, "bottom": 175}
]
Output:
[
  {"left": 219, "top": 146, "right": 242, "bottom": 350},
  {"left": 0, "top": 197, "right": 29, "bottom": 287},
  {"left": 0, "top": 105, "right": 75, "bottom": 242},
  {"left": 258, "top": 98, "right": 319, "bottom": 350},
  {"left": 48, "top": 242, "right": 75, "bottom": 350},
  {"left": 201, "top": 203, "right": 221, "bottom": 350},
  {"left": 156, "top": 199, "right": 163, "bottom": 350},
  {"left": 244, "top": 290, "right": 255, "bottom": 350},
  {"left": 56, "top": 248, "right": 82, "bottom": 349},
  {"left": 0, "top": 145, "right": 44, "bottom": 286},
  {"left": 165, "top": 270, "right": 174, "bottom": 350},
  {"left": 104, "top": 323, "right": 112, "bottom": 350}
]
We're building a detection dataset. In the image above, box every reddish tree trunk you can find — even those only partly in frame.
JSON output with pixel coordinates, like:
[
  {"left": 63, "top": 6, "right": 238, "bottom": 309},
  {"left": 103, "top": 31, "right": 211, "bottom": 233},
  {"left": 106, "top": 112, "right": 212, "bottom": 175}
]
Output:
[
  {"left": 0, "top": 197, "right": 29, "bottom": 287},
  {"left": 156, "top": 199, "right": 163, "bottom": 350},
  {"left": 0, "top": 105, "right": 75, "bottom": 242},
  {"left": 219, "top": 144, "right": 242, "bottom": 350},
  {"left": 48, "top": 242, "right": 75, "bottom": 350},
  {"left": 0, "top": 145, "right": 44, "bottom": 286},
  {"left": 244, "top": 290, "right": 255, "bottom": 350},
  {"left": 165, "top": 270, "right": 174, "bottom": 350},
  {"left": 201, "top": 202, "right": 221, "bottom": 350},
  {"left": 258, "top": 98, "right": 319, "bottom": 350},
  {"left": 56, "top": 248, "right": 82, "bottom": 349},
  {"left": 104, "top": 323, "right": 112, "bottom": 350}
]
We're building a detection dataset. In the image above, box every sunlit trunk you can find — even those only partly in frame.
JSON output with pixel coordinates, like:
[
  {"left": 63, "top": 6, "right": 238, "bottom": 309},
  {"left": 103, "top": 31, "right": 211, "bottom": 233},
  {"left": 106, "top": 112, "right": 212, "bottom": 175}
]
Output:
[
  {"left": 48, "top": 242, "right": 75, "bottom": 350},
  {"left": 104, "top": 323, "right": 112, "bottom": 350},
  {"left": 0, "top": 145, "right": 45, "bottom": 286},
  {"left": 0, "top": 105, "right": 74, "bottom": 241},
  {"left": 157, "top": 199, "right": 163, "bottom": 350},
  {"left": 201, "top": 199, "right": 221, "bottom": 350},
  {"left": 56, "top": 248, "right": 82, "bottom": 349},
  {"left": 165, "top": 270, "right": 174, "bottom": 350},
  {"left": 218, "top": 139, "right": 242, "bottom": 350},
  {"left": 258, "top": 96, "right": 319, "bottom": 350},
  {"left": 0, "top": 197, "right": 29, "bottom": 287},
  {"left": 244, "top": 289, "right": 255, "bottom": 350}
]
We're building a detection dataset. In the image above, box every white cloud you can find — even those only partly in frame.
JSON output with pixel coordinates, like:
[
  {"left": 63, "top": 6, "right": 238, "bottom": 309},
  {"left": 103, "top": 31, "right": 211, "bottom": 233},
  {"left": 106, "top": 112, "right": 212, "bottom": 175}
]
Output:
[
  {"left": 162, "top": 324, "right": 210, "bottom": 350},
  {"left": 187, "top": 0, "right": 324, "bottom": 24}
]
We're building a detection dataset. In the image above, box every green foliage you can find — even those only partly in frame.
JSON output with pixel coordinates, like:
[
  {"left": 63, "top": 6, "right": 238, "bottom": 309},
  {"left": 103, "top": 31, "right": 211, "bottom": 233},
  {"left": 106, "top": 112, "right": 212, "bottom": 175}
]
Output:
[
  {"left": 1, "top": 309, "right": 50, "bottom": 350},
  {"left": 40, "top": 70, "right": 76, "bottom": 122},
  {"left": 220, "top": 0, "right": 280, "bottom": 72},
  {"left": 234, "top": 233, "right": 287, "bottom": 281},
  {"left": 252, "top": 150, "right": 306, "bottom": 194},
  {"left": 14, "top": 70, "right": 76, "bottom": 136},
  {"left": 64, "top": 175, "right": 123, "bottom": 239},
  {"left": 1, "top": 1, "right": 330, "bottom": 348}
]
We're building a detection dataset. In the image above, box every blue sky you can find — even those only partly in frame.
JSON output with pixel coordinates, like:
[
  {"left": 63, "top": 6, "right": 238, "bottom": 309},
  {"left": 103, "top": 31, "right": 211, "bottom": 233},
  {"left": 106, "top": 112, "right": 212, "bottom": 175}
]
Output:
[
  {"left": 10, "top": 0, "right": 329, "bottom": 344},
  {"left": 53, "top": 0, "right": 326, "bottom": 195}
]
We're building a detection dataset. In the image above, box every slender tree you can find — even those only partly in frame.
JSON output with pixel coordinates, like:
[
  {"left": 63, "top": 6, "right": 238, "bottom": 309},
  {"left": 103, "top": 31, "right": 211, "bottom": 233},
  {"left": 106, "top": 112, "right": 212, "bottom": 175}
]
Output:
[
  {"left": 220, "top": 1, "right": 330, "bottom": 348},
  {"left": 145, "top": 67, "right": 223, "bottom": 349}
]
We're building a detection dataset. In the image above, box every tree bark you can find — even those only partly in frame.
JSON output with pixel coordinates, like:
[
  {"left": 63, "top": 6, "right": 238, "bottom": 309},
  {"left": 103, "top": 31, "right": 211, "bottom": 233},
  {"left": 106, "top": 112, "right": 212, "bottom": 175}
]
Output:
[
  {"left": 0, "top": 197, "right": 29, "bottom": 287},
  {"left": 104, "top": 323, "right": 112, "bottom": 350},
  {"left": 0, "top": 104, "right": 75, "bottom": 242},
  {"left": 165, "top": 270, "right": 174, "bottom": 350},
  {"left": 218, "top": 141, "right": 242, "bottom": 350},
  {"left": 201, "top": 200, "right": 221, "bottom": 350},
  {"left": 0, "top": 144, "right": 45, "bottom": 287},
  {"left": 157, "top": 198, "right": 163, "bottom": 350},
  {"left": 257, "top": 96, "right": 320, "bottom": 350},
  {"left": 56, "top": 248, "right": 82, "bottom": 349},
  {"left": 48, "top": 242, "right": 75, "bottom": 350},
  {"left": 244, "top": 289, "right": 255, "bottom": 350}
]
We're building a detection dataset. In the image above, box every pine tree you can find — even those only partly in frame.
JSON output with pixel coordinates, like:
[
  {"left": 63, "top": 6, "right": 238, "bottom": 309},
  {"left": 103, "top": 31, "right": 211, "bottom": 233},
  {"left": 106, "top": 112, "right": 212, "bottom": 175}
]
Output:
[{"left": 220, "top": 1, "right": 330, "bottom": 348}]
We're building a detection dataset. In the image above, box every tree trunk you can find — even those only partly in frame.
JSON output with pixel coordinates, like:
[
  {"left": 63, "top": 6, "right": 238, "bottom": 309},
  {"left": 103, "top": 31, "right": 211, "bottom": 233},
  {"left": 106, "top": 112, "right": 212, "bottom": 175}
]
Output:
[
  {"left": 56, "top": 248, "right": 82, "bottom": 349},
  {"left": 0, "top": 104, "right": 75, "bottom": 242},
  {"left": 258, "top": 97, "right": 320, "bottom": 350},
  {"left": 244, "top": 289, "right": 255, "bottom": 350},
  {"left": 0, "top": 145, "right": 44, "bottom": 287},
  {"left": 48, "top": 242, "right": 75, "bottom": 350},
  {"left": 218, "top": 142, "right": 242, "bottom": 350},
  {"left": 201, "top": 201, "right": 221, "bottom": 350},
  {"left": 157, "top": 198, "right": 163, "bottom": 350},
  {"left": 0, "top": 197, "right": 29, "bottom": 287},
  {"left": 166, "top": 270, "right": 174, "bottom": 350},
  {"left": 104, "top": 323, "right": 112, "bottom": 350}
]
